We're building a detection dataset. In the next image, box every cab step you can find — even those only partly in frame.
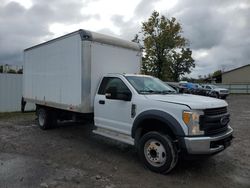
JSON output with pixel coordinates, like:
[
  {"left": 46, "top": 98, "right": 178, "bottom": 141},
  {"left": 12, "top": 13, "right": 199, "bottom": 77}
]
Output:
[{"left": 93, "top": 127, "right": 134, "bottom": 145}]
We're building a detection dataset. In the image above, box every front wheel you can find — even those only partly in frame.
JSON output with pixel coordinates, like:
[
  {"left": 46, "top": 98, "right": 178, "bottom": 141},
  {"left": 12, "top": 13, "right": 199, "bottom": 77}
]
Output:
[
  {"left": 221, "top": 96, "right": 227, "bottom": 99},
  {"left": 216, "top": 93, "right": 220, "bottom": 98},
  {"left": 138, "top": 132, "right": 178, "bottom": 174}
]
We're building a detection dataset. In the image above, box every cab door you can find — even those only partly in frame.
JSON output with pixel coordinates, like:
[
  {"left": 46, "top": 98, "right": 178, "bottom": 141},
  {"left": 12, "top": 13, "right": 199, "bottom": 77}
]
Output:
[{"left": 94, "top": 77, "right": 133, "bottom": 135}]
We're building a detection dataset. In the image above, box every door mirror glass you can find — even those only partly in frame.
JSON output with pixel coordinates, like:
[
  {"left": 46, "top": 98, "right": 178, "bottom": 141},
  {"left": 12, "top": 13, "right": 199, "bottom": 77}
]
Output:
[
  {"left": 105, "top": 86, "right": 132, "bottom": 101},
  {"left": 105, "top": 86, "right": 117, "bottom": 99}
]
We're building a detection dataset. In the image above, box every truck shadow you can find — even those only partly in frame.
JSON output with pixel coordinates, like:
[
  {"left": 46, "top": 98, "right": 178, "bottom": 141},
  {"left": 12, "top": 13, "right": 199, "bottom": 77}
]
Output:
[{"left": 50, "top": 121, "right": 236, "bottom": 176}]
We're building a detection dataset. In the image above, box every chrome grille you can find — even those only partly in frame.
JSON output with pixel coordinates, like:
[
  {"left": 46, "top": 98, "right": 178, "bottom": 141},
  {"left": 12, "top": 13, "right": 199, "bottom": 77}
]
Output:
[
  {"left": 200, "top": 107, "right": 229, "bottom": 136},
  {"left": 204, "top": 107, "right": 227, "bottom": 116}
]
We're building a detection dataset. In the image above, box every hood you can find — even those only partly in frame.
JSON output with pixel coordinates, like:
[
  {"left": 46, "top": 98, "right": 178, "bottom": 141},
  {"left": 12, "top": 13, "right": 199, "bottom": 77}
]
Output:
[
  {"left": 145, "top": 94, "right": 228, "bottom": 109},
  {"left": 214, "top": 88, "right": 228, "bottom": 91}
]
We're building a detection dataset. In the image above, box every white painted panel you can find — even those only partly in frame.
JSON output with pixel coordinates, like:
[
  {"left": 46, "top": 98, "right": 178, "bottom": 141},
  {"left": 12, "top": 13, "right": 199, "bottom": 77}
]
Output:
[
  {"left": 0, "top": 74, "right": 35, "bottom": 112},
  {"left": 23, "top": 34, "right": 82, "bottom": 107},
  {"left": 90, "top": 42, "right": 141, "bottom": 107},
  {"left": 23, "top": 31, "right": 141, "bottom": 113}
]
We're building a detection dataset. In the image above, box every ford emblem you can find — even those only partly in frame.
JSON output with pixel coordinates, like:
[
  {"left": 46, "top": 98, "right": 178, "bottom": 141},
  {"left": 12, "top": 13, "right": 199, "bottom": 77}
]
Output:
[{"left": 220, "top": 116, "right": 230, "bottom": 126}]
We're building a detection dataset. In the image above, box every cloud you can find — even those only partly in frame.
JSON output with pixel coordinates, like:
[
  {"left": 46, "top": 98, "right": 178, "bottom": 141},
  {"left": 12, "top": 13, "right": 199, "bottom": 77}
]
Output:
[
  {"left": 96, "top": 28, "right": 117, "bottom": 36},
  {"left": 0, "top": 0, "right": 97, "bottom": 65},
  {"left": 110, "top": 0, "right": 162, "bottom": 40},
  {"left": 167, "top": 0, "right": 250, "bottom": 77},
  {"left": 0, "top": 0, "right": 249, "bottom": 79},
  {"left": 134, "top": 0, "right": 160, "bottom": 18},
  {"left": 0, "top": 2, "right": 47, "bottom": 64},
  {"left": 110, "top": 15, "right": 140, "bottom": 40}
]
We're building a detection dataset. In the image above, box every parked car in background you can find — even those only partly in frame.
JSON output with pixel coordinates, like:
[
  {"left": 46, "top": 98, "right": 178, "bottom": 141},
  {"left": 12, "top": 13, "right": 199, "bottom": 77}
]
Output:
[
  {"left": 167, "top": 82, "right": 185, "bottom": 93},
  {"left": 193, "top": 84, "right": 208, "bottom": 96},
  {"left": 179, "top": 82, "right": 208, "bottom": 96},
  {"left": 179, "top": 82, "right": 196, "bottom": 94},
  {"left": 178, "top": 82, "right": 229, "bottom": 99},
  {"left": 202, "top": 84, "right": 229, "bottom": 99}
]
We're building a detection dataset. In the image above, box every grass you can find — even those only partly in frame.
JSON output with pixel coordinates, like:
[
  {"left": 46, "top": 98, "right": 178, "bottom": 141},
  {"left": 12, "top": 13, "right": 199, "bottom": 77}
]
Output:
[{"left": 0, "top": 111, "right": 35, "bottom": 120}]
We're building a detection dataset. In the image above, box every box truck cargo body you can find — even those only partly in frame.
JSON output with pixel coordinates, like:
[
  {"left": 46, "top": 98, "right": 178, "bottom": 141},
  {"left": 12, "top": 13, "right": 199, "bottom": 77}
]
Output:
[{"left": 23, "top": 30, "right": 141, "bottom": 113}]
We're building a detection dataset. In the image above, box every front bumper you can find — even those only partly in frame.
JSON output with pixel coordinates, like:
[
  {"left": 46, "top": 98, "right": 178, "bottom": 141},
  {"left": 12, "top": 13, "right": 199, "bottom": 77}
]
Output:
[
  {"left": 183, "top": 126, "right": 233, "bottom": 154},
  {"left": 219, "top": 93, "right": 229, "bottom": 97}
]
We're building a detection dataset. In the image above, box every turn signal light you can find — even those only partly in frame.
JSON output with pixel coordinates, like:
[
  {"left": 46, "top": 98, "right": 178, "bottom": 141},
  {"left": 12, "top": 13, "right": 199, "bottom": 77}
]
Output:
[{"left": 183, "top": 111, "right": 191, "bottom": 125}]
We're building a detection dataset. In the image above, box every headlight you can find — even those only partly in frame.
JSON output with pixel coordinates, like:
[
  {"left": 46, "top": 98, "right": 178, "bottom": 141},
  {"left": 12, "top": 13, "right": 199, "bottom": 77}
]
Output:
[{"left": 183, "top": 110, "right": 204, "bottom": 135}]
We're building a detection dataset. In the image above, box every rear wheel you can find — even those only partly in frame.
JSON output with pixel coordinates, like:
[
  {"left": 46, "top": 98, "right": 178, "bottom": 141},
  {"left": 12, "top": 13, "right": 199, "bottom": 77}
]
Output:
[
  {"left": 138, "top": 131, "right": 178, "bottom": 174},
  {"left": 37, "top": 107, "right": 55, "bottom": 130}
]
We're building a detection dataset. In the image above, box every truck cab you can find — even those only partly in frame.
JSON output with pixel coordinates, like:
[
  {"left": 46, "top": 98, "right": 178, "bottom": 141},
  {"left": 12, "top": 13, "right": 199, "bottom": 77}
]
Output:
[{"left": 93, "top": 73, "right": 233, "bottom": 173}]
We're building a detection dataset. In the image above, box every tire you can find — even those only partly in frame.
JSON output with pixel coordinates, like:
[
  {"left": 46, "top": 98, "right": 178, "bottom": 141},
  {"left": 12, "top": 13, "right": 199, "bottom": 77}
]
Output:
[
  {"left": 138, "top": 131, "right": 178, "bottom": 174},
  {"left": 37, "top": 107, "right": 55, "bottom": 130},
  {"left": 216, "top": 93, "right": 220, "bottom": 99},
  {"left": 221, "top": 96, "right": 227, "bottom": 99}
]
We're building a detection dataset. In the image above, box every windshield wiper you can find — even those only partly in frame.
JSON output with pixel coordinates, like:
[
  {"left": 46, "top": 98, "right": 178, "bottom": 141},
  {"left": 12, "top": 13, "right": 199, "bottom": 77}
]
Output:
[
  {"left": 139, "top": 90, "right": 175, "bottom": 94},
  {"left": 160, "top": 90, "right": 176, "bottom": 94},
  {"left": 139, "top": 90, "right": 157, "bottom": 94}
]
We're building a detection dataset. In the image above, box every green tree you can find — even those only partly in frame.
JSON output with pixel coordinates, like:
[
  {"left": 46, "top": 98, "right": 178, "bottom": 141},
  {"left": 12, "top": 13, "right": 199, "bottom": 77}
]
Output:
[
  {"left": 213, "top": 70, "right": 222, "bottom": 77},
  {"left": 139, "top": 11, "right": 195, "bottom": 81},
  {"left": 7, "top": 69, "right": 16, "bottom": 74},
  {"left": 171, "top": 48, "right": 194, "bottom": 81},
  {"left": 212, "top": 70, "right": 222, "bottom": 83},
  {"left": 132, "top": 34, "right": 140, "bottom": 43},
  {"left": 0, "top": 65, "right": 3, "bottom": 73}
]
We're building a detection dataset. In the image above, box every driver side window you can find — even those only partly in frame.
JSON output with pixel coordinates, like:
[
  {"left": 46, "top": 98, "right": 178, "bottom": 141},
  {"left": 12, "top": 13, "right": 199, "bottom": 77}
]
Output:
[{"left": 98, "top": 77, "right": 130, "bottom": 95}]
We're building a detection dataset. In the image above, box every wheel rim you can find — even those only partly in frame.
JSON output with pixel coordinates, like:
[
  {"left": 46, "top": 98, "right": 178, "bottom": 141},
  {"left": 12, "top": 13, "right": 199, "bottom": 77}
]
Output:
[
  {"left": 38, "top": 110, "right": 45, "bottom": 127},
  {"left": 144, "top": 139, "right": 167, "bottom": 167}
]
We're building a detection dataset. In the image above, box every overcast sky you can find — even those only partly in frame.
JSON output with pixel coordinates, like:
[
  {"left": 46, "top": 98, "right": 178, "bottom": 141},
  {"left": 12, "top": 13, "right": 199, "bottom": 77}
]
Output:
[{"left": 0, "top": 0, "right": 249, "bottom": 77}]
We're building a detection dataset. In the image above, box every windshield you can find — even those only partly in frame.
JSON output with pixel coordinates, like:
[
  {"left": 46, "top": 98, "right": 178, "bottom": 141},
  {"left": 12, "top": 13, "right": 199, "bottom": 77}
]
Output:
[
  {"left": 125, "top": 76, "right": 176, "bottom": 94},
  {"left": 210, "top": 85, "right": 217, "bottom": 89}
]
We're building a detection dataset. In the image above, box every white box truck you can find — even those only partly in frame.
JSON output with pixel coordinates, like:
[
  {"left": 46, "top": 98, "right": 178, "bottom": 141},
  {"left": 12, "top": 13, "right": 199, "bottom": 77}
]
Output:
[{"left": 22, "top": 29, "right": 233, "bottom": 173}]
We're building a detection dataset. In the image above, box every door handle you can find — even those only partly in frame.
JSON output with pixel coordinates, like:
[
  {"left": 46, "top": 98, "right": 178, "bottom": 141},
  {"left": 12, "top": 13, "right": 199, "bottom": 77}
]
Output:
[{"left": 99, "top": 100, "right": 105, "bottom": 104}]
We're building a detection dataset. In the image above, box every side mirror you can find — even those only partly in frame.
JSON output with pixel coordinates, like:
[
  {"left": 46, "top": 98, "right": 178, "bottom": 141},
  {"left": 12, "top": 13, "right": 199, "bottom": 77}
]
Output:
[
  {"left": 105, "top": 87, "right": 132, "bottom": 101},
  {"left": 105, "top": 87, "right": 117, "bottom": 100}
]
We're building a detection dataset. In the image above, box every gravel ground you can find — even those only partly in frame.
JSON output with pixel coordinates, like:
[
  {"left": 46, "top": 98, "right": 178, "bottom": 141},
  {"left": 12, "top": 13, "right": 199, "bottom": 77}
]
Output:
[{"left": 0, "top": 95, "right": 250, "bottom": 188}]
